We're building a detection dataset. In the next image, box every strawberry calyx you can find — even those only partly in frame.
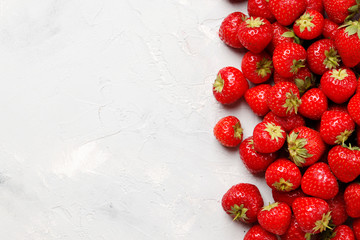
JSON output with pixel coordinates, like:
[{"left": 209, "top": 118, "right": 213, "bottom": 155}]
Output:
[
  {"left": 282, "top": 30, "right": 301, "bottom": 44},
  {"left": 324, "top": 48, "right": 341, "bottom": 70},
  {"left": 313, "top": 211, "right": 333, "bottom": 233},
  {"left": 343, "top": 143, "right": 360, "bottom": 150},
  {"left": 330, "top": 69, "right": 348, "bottom": 80},
  {"left": 272, "top": 178, "right": 294, "bottom": 191},
  {"left": 264, "top": 122, "right": 285, "bottom": 142},
  {"left": 287, "top": 131, "right": 313, "bottom": 167},
  {"left": 233, "top": 122, "right": 243, "bottom": 139},
  {"left": 290, "top": 59, "right": 306, "bottom": 75},
  {"left": 335, "top": 129, "right": 354, "bottom": 145},
  {"left": 256, "top": 58, "right": 273, "bottom": 78},
  {"left": 295, "top": 12, "right": 315, "bottom": 32},
  {"left": 294, "top": 75, "right": 315, "bottom": 95},
  {"left": 283, "top": 90, "right": 301, "bottom": 114},
  {"left": 213, "top": 74, "right": 224, "bottom": 92},
  {"left": 245, "top": 17, "right": 265, "bottom": 28},
  {"left": 346, "top": 0, "right": 360, "bottom": 22},
  {"left": 228, "top": 204, "right": 249, "bottom": 222},
  {"left": 305, "top": 233, "right": 314, "bottom": 240},
  {"left": 261, "top": 202, "right": 279, "bottom": 211},
  {"left": 340, "top": 20, "right": 360, "bottom": 39}
]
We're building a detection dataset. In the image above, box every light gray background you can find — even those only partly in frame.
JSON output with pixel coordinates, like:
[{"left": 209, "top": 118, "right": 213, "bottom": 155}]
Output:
[{"left": 0, "top": 0, "right": 270, "bottom": 239}]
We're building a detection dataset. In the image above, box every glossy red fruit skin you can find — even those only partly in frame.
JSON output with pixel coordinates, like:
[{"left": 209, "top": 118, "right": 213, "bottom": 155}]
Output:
[
  {"left": 239, "top": 136, "right": 278, "bottom": 174},
  {"left": 320, "top": 110, "right": 355, "bottom": 145},
  {"left": 241, "top": 52, "right": 273, "bottom": 84},
  {"left": 273, "top": 42, "right": 307, "bottom": 78},
  {"left": 244, "top": 225, "right": 278, "bottom": 240},
  {"left": 331, "top": 225, "right": 356, "bottom": 240},
  {"left": 307, "top": 39, "right": 340, "bottom": 75},
  {"left": 253, "top": 121, "right": 286, "bottom": 153},
  {"left": 245, "top": 84, "right": 271, "bottom": 116},
  {"left": 248, "top": 0, "right": 276, "bottom": 22},
  {"left": 328, "top": 145, "right": 360, "bottom": 183},
  {"left": 265, "top": 158, "right": 302, "bottom": 192},
  {"left": 320, "top": 68, "right": 357, "bottom": 104},
  {"left": 301, "top": 162, "right": 339, "bottom": 200},
  {"left": 348, "top": 94, "right": 360, "bottom": 125},
  {"left": 237, "top": 17, "right": 273, "bottom": 53},
  {"left": 299, "top": 88, "right": 328, "bottom": 120},
  {"left": 214, "top": 116, "right": 243, "bottom": 147},
  {"left": 353, "top": 218, "right": 360, "bottom": 240},
  {"left": 305, "top": 0, "right": 323, "bottom": 13},
  {"left": 292, "top": 197, "right": 330, "bottom": 234},
  {"left": 326, "top": 193, "right": 348, "bottom": 226},
  {"left": 267, "top": 82, "right": 301, "bottom": 117},
  {"left": 219, "top": 12, "right": 247, "bottom": 49},
  {"left": 213, "top": 66, "right": 249, "bottom": 104},
  {"left": 323, "top": 0, "right": 357, "bottom": 24},
  {"left": 293, "top": 10, "right": 324, "bottom": 40},
  {"left": 334, "top": 27, "right": 360, "bottom": 68},
  {"left": 280, "top": 216, "right": 308, "bottom": 240},
  {"left": 258, "top": 202, "right": 292, "bottom": 235},
  {"left": 267, "top": 22, "right": 298, "bottom": 53},
  {"left": 344, "top": 182, "right": 360, "bottom": 218},
  {"left": 222, "top": 183, "right": 264, "bottom": 223},
  {"left": 264, "top": 111, "right": 305, "bottom": 132},
  {"left": 322, "top": 19, "right": 339, "bottom": 39},
  {"left": 272, "top": 188, "right": 307, "bottom": 207},
  {"left": 269, "top": 0, "right": 306, "bottom": 26}
]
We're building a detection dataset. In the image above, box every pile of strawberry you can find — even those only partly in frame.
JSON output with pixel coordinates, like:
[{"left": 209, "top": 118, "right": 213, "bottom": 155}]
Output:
[{"left": 213, "top": 0, "right": 360, "bottom": 239}]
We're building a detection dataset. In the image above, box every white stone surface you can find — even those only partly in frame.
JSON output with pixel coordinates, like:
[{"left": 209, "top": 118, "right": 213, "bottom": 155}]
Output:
[{"left": 0, "top": 0, "right": 270, "bottom": 239}]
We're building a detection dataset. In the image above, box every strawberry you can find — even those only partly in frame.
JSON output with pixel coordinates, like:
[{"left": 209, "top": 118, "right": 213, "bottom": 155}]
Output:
[
  {"left": 301, "top": 162, "right": 339, "bottom": 200},
  {"left": 299, "top": 88, "right": 328, "bottom": 120},
  {"left": 237, "top": 16, "right": 273, "bottom": 53},
  {"left": 258, "top": 202, "right": 292, "bottom": 235},
  {"left": 293, "top": 10, "right": 324, "bottom": 40},
  {"left": 292, "top": 197, "right": 332, "bottom": 234},
  {"left": 328, "top": 225, "right": 356, "bottom": 240},
  {"left": 334, "top": 20, "right": 360, "bottom": 68},
  {"left": 267, "top": 82, "right": 301, "bottom": 117},
  {"left": 248, "top": 0, "right": 276, "bottom": 23},
  {"left": 214, "top": 116, "right": 243, "bottom": 147},
  {"left": 353, "top": 218, "right": 360, "bottom": 240},
  {"left": 320, "top": 110, "right": 355, "bottom": 145},
  {"left": 306, "top": 0, "right": 324, "bottom": 13},
  {"left": 326, "top": 193, "right": 348, "bottom": 226},
  {"left": 253, "top": 121, "right": 286, "bottom": 153},
  {"left": 265, "top": 158, "right": 302, "bottom": 192},
  {"left": 241, "top": 51, "right": 273, "bottom": 84},
  {"left": 322, "top": 19, "right": 339, "bottom": 40},
  {"left": 287, "top": 126, "right": 326, "bottom": 167},
  {"left": 281, "top": 216, "right": 311, "bottom": 240},
  {"left": 328, "top": 144, "right": 360, "bottom": 183},
  {"left": 239, "top": 136, "right": 278, "bottom": 174},
  {"left": 269, "top": 0, "right": 306, "bottom": 26},
  {"left": 348, "top": 94, "right": 360, "bottom": 125},
  {"left": 213, "top": 66, "right": 249, "bottom": 104},
  {"left": 272, "top": 188, "right": 307, "bottom": 207},
  {"left": 320, "top": 68, "right": 357, "bottom": 104},
  {"left": 264, "top": 110, "right": 306, "bottom": 132},
  {"left": 267, "top": 22, "right": 300, "bottom": 53},
  {"left": 273, "top": 42, "right": 307, "bottom": 78},
  {"left": 323, "top": 0, "right": 358, "bottom": 24},
  {"left": 307, "top": 39, "right": 341, "bottom": 75},
  {"left": 219, "top": 12, "right": 247, "bottom": 49},
  {"left": 221, "top": 183, "right": 264, "bottom": 223},
  {"left": 344, "top": 182, "right": 360, "bottom": 218},
  {"left": 244, "top": 225, "right": 278, "bottom": 240},
  {"left": 245, "top": 84, "right": 271, "bottom": 116}
]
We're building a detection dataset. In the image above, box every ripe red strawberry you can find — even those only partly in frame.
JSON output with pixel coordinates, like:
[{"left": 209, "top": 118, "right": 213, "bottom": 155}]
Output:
[
  {"left": 253, "top": 121, "right": 286, "bottom": 153},
  {"left": 306, "top": 0, "right": 323, "bottom": 13},
  {"left": 273, "top": 42, "right": 307, "bottom": 78},
  {"left": 287, "top": 126, "right": 326, "bottom": 167},
  {"left": 329, "top": 225, "right": 356, "bottom": 240},
  {"left": 301, "top": 162, "right": 339, "bottom": 200},
  {"left": 353, "top": 218, "right": 360, "bottom": 240},
  {"left": 307, "top": 39, "right": 341, "bottom": 75},
  {"left": 221, "top": 183, "right": 264, "bottom": 223},
  {"left": 239, "top": 136, "right": 278, "bottom": 174},
  {"left": 326, "top": 193, "right": 348, "bottom": 226},
  {"left": 213, "top": 66, "right": 249, "bottom": 104},
  {"left": 264, "top": 110, "right": 305, "bottom": 132},
  {"left": 348, "top": 94, "right": 360, "bottom": 125},
  {"left": 245, "top": 84, "right": 271, "bottom": 116},
  {"left": 267, "top": 22, "right": 300, "bottom": 53},
  {"left": 244, "top": 225, "right": 278, "bottom": 240},
  {"left": 320, "top": 110, "right": 355, "bottom": 145},
  {"left": 292, "top": 197, "right": 332, "bottom": 234},
  {"left": 241, "top": 52, "right": 273, "bottom": 84},
  {"left": 214, "top": 116, "right": 243, "bottom": 147},
  {"left": 272, "top": 188, "right": 307, "bottom": 207},
  {"left": 322, "top": 19, "right": 339, "bottom": 40},
  {"left": 320, "top": 68, "right": 357, "bottom": 104},
  {"left": 269, "top": 0, "right": 306, "bottom": 26},
  {"left": 299, "top": 88, "right": 328, "bottom": 120},
  {"left": 323, "top": 0, "right": 357, "bottom": 24},
  {"left": 293, "top": 10, "right": 324, "bottom": 40},
  {"left": 334, "top": 21, "right": 360, "bottom": 68},
  {"left": 328, "top": 144, "right": 360, "bottom": 183},
  {"left": 248, "top": 0, "right": 276, "bottom": 23},
  {"left": 237, "top": 16, "right": 273, "bottom": 53},
  {"left": 344, "top": 182, "right": 360, "bottom": 218},
  {"left": 258, "top": 202, "right": 292, "bottom": 235},
  {"left": 267, "top": 82, "right": 301, "bottom": 117},
  {"left": 219, "top": 12, "right": 247, "bottom": 49},
  {"left": 265, "top": 158, "right": 302, "bottom": 192}
]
